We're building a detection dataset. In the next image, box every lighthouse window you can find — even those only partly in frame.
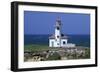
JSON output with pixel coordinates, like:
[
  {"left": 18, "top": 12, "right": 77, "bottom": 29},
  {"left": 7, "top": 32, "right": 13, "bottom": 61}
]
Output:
[
  {"left": 63, "top": 41, "right": 66, "bottom": 44},
  {"left": 57, "top": 36, "right": 59, "bottom": 38},
  {"left": 57, "top": 27, "right": 59, "bottom": 30}
]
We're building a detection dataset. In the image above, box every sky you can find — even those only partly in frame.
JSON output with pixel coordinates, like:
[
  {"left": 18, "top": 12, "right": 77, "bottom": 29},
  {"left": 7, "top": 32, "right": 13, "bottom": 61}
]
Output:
[{"left": 24, "top": 11, "right": 90, "bottom": 35}]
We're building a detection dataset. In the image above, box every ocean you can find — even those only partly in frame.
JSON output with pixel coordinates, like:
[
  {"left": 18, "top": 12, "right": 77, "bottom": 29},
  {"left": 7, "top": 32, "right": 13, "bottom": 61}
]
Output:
[{"left": 24, "top": 35, "right": 90, "bottom": 47}]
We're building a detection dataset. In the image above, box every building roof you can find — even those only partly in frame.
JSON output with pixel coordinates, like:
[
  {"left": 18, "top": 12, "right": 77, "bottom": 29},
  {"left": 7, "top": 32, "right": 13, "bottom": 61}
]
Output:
[
  {"left": 49, "top": 34, "right": 68, "bottom": 39},
  {"left": 49, "top": 34, "right": 55, "bottom": 39}
]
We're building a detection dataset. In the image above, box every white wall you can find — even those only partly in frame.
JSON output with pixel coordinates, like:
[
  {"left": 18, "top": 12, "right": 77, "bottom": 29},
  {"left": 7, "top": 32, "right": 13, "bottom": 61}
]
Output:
[
  {"left": 49, "top": 39, "right": 61, "bottom": 47},
  {"left": 49, "top": 39, "right": 55, "bottom": 47},
  {"left": 0, "top": 0, "right": 99, "bottom": 73},
  {"left": 61, "top": 39, "right": 67, "bottom": 47}
]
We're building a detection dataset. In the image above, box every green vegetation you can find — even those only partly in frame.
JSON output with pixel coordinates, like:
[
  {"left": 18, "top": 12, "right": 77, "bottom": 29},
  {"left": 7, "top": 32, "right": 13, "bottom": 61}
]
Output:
[
  {"left": 84, "top": 48, "right": 90, "bottom": 59},
  {"left": 24, "top": 44, "right": 49, "bottom": 52},
  {"left": 24, "top": 44, "right": 60, "bottom": 52},
  {"left": 24, "top": 44, "right": 90, "bottom": 61},
  {"left": 46, "top": 53, "right": 61, "bottom": 60}
]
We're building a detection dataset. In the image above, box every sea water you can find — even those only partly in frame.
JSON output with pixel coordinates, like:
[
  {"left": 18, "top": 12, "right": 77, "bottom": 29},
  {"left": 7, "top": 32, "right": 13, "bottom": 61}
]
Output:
[{"left": 24, "top": 35, "right": 90, "bottom": 47}]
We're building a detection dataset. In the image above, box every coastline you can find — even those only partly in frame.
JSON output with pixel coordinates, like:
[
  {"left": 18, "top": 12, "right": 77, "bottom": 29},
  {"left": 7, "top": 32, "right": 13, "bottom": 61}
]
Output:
[{"left": 24, "top": 44, "right": 90, "bottom": 62}]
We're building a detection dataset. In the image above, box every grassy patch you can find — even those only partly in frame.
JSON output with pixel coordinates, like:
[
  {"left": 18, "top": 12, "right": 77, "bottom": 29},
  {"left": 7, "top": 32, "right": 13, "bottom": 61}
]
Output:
[
  {"left": 24, "top": 44, "right": 90, "bottom": 61},
  {"left": 24, "top": 44, "right": 61, "bottom": 52},
  {"left": 24, "top": 44, "right": 50, "bottom": 52},
  {"left": 46, "top": 53, "right": 61, "bottom": 60}
]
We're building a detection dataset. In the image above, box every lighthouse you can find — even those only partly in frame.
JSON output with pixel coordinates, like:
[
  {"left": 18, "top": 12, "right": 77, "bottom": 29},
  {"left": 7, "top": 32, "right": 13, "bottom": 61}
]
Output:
[
  {"left": 49, "top": 17, "right": 75, "bottom": 48},
  {"left": 54, "top": 17, "right": 62, "bottom": 47}
]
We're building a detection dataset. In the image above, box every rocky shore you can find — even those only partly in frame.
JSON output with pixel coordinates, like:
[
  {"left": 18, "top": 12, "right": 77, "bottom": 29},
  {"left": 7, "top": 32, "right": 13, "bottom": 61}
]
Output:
[{"left": 24, "top": 46, "right": 90, "bottom": 62}]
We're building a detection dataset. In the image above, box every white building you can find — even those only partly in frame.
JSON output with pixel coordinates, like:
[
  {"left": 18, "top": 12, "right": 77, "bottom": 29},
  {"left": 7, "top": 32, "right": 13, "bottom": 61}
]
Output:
[{"left": 49, "top": 17, "right": 75, "bottom": 48}]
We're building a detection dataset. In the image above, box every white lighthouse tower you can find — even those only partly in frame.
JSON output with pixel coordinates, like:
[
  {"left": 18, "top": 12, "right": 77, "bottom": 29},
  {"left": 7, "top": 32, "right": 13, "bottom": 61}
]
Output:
[
  {"left": 49, "top": 17, "right": 75, "bottom": 48},
  {"left": 54, "top": 17, "right": 62, "bottom": 47}
]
